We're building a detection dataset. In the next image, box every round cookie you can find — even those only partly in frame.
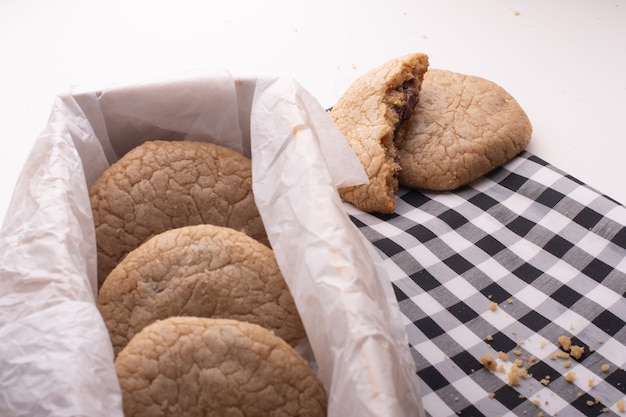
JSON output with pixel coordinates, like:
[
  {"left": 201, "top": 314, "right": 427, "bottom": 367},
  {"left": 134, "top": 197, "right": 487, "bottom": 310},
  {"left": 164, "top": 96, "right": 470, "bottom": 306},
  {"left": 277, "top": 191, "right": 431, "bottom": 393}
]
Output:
[
  {"left": 396, "top": 69, "right": 532, "bottom": 191},
  {"left": 330, "top": 53, "right": 430, "bottom": 214},
  {"left": 97, "top": 224, "right": 305, "bottom": 356},
  {"left": 89, "top": 140, "right": 268, "bottom": 287},
  {"left": 115, "top": 317, "right": 328, "bottom": 417}
]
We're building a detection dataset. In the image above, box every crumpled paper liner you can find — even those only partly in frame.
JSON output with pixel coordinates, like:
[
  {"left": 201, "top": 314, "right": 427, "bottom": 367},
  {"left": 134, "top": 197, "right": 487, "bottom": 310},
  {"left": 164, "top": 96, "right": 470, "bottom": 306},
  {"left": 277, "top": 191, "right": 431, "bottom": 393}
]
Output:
[{"left": 0, "top": 69, "right": 424, "bottom": 417}]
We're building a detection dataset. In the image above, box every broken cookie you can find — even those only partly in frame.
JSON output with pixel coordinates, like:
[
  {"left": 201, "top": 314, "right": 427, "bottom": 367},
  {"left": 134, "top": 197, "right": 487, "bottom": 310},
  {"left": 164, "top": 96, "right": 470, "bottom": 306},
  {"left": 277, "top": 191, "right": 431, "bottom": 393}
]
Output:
[
  {"left": 330, "top": 53, "right": 429, "bottom": 213},
  {"left": 396, "top": 69, "right": 532, "bottom": 191}
]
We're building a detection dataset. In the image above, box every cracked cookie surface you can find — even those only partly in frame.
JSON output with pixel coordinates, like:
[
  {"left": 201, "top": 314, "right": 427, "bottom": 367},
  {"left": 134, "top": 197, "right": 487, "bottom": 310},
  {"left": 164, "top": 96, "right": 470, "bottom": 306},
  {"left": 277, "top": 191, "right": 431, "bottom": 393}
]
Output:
[
  {"left": 330, "top": 53, "right": 429, "bottom": 213},
  {"left": 115, "top": 317, "right": 327, "bottom": 417},
  {"left": 97, "top": 224, "right": 305, "bottom": 356},
  {"left": 89, "top": 140, "right": 267, "bottom": 287},
  {"left": 396, "top": 69, "right": 532, "bottom": 191}
]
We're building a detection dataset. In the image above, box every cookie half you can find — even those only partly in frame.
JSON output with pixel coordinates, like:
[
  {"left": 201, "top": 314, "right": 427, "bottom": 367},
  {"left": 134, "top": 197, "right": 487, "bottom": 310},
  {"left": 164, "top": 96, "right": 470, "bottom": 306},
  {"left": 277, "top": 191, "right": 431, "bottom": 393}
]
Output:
[
  {"left": 330, "top": 53, "right": 429, "bottom": 213},
  {"left": 115, "top": 317, "right": 327, "bottom": 417},
  {"left": 97, "top": 224, "right": 305, "bottom": 356},
  {"left": 89, "top": 140, "right": 267, "bottom": 287},
  {"left": 396, "top": 69, "right": 532, "bottom": 190}
]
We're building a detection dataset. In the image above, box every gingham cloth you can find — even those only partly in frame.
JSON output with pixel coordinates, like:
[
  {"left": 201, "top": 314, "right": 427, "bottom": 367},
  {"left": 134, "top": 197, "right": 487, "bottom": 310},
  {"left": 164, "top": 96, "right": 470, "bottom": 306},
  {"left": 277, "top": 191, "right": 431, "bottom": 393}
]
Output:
[{"left": 345, "top": 151, "right": 626, "bottom": 417}]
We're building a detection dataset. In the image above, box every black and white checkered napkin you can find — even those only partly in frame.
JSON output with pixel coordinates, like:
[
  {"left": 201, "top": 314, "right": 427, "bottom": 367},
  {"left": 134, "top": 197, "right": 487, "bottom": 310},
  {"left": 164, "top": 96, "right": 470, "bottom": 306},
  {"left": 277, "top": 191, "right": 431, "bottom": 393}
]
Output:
[{"left": 345, "top": 151, "right": 626, "bottom": 417}]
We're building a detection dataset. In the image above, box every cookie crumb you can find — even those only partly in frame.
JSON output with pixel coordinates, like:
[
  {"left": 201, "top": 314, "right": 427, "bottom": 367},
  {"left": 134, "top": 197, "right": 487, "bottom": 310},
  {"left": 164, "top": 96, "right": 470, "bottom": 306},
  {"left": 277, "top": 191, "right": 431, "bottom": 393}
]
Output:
[
  {"left": 558, "top": 335, "right": 572, "bottom": 351},
  {"left": 513, "top": 10, "right": 520, "bottom": 16},
  {"left": 601, "top": 364, "right": 610, "bottom": 373},
  {"left": 480, "top": 353, "right": 497, "bottom": 372},
  {"left": 550, "top": 351, "right": 570, "bottom": 360},
  {"left": 489, "top": 302, "right": 498, "bottom": 311},
  {"left": 488, "top": 392, "right": 496, "bottom": 398},
  {"left": 564, "top": 371, "right": 576, "bottom": 382},
  {"left": 588, "top": 377, "right": 595, "bottom": 388},
  {"left": 498, "top": 351, "right": 509, "bottom": 362},
  {"left": 571, "top": 345, "right": 584, "bottom": 360},
  {"left": 563, "top": 361, "right": 572, "bottom": 369},
  {"left": 507, "top": 362, "right": 529, "bottom": 386},
  {"left": 616, "top": 398, "right": 625, "bottom": 412}
]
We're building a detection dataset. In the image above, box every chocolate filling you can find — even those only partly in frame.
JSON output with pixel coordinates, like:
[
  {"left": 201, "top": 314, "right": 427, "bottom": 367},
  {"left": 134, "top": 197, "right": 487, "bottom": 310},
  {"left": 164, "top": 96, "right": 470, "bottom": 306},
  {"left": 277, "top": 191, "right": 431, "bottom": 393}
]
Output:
[
  {"left": 392, "top": 80, "right": 419, "bottom": 144},
  {"left": 397, "top": 80, "right": 419, "bottom": 123}
]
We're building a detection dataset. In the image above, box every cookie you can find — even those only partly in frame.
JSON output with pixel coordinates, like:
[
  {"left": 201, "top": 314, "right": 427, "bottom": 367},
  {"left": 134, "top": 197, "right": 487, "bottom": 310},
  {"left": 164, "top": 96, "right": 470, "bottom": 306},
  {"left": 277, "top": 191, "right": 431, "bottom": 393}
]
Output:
[
  {"left": 97, "top": 224, "right": 305, "bottom": 356},
  {"left": 89, "top": 140, "right": 268, "bottom": 287},
  {"left": 396, "top": 69, "right": 532, "bottom": 191},
  {"left": 115, "top": 317, "right": 327, "bottom": 417},
  {"left": 330, "top": 53, "right": 429, "bottom": 213}
]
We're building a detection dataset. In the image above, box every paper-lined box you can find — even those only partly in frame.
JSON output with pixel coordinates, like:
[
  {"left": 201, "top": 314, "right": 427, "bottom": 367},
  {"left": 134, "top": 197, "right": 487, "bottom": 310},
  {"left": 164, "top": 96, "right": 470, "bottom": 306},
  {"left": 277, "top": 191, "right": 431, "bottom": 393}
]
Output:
[{"left": 0, "top": 70, "right": 423, "bottom": 417}]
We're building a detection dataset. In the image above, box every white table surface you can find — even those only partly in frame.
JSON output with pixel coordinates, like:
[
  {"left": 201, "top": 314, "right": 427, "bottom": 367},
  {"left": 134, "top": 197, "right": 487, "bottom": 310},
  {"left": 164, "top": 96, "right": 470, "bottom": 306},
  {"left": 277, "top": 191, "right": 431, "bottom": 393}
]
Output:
[{"left": 1, "top": 0, "right": 625, "bottom": 226}]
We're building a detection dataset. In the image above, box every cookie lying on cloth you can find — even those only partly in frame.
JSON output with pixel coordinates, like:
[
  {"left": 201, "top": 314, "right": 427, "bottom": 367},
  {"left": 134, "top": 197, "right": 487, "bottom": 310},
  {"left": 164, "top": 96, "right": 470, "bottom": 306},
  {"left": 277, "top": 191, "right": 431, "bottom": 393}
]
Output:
[
  {"left": 115, "top": 317, "right": 328, "bottom": 417},
  {"left": 396, "top": 69, "right": 532, "bottom": 191},
  {"left": 330, "top": 53, "right": 430, "bottom": 213},
  {"left": 97, "top": 224, "right": 305, "bottom": 356},
  {"left": 89, "top": 140, "right": 267, "bottom": 287}
]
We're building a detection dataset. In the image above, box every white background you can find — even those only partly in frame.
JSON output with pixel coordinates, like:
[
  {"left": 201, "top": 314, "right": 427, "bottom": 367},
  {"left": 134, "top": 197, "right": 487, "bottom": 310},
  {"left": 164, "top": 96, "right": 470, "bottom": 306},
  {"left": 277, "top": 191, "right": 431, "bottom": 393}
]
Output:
[{"left": 1, "top": 0, "right": 625, "bottom": 225}]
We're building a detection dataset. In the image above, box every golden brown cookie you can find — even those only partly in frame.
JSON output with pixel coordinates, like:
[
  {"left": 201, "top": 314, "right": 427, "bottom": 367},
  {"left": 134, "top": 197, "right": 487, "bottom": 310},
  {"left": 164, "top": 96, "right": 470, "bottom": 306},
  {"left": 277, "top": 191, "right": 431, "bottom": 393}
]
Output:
[
  {"left": 89, "top": 140, "right": 268, "bottom": 287},
  {"left": 115, "top": 317, "right": 327, "bottom": 417},
  {"left": 330, "top": 53, "right": 429, "bottom": 213},
  {"left": 97, "top": 224, "right": 305, "bottom": 356},
  {"left": 396, "top": 69, "right": 532, "bottom": 191}
]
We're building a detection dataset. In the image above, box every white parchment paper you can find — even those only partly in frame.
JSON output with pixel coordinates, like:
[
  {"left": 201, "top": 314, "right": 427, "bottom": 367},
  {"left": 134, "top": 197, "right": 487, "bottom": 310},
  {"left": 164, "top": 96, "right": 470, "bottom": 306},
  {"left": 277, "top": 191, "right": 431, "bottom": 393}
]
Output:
[
  {"left": 0, "top": 69, "right": 424, "bottom": 417},
  {"left": 0, "top": 93, "right": 122, "bottom": 416},
  {"left": 251, "top": 77, "right": 425, "bottom": 417}
]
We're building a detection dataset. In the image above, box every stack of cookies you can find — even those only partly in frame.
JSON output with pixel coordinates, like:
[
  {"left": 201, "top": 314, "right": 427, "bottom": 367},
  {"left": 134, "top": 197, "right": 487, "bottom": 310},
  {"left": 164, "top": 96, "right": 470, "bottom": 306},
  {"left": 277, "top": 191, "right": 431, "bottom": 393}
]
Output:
[{"left": 90, "top": 140, "right": 327, "bottom": 417}]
